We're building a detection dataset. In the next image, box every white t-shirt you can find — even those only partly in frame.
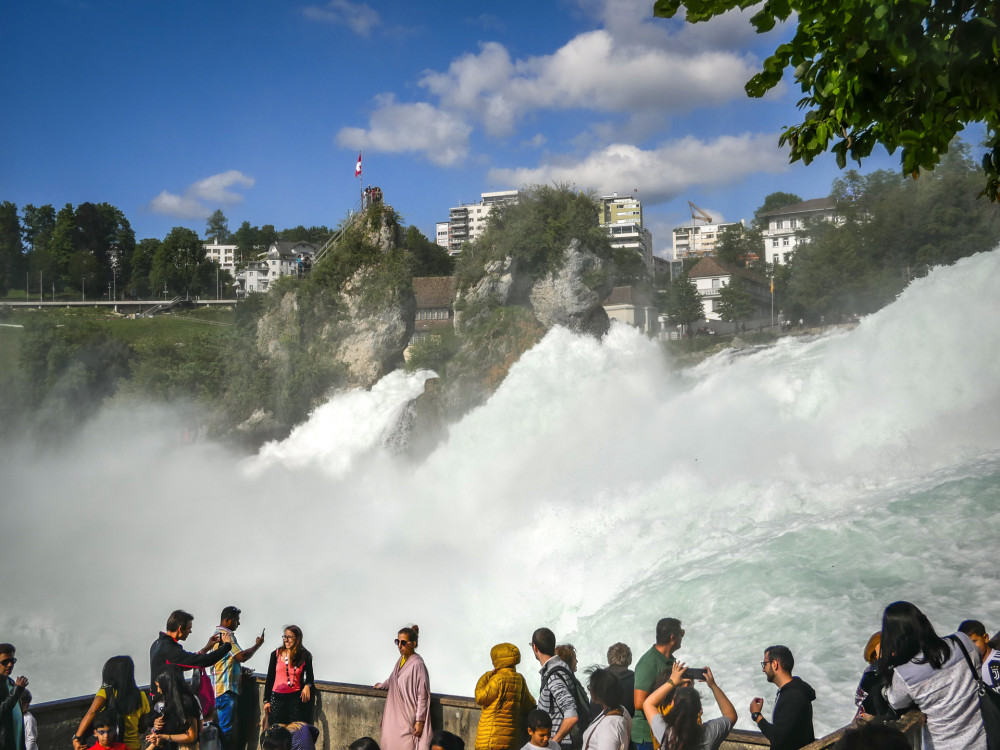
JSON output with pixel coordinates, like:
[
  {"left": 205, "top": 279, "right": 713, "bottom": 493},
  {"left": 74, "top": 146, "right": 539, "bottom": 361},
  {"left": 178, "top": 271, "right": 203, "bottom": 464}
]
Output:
[
  {"left": 520, "top": 742, "right": 559, "bottom": 750},
  {"left": 648, "top": 713, "right": 733, "bottom": 750},
  {"left": 580, "top": 709, "right": 633, "bottom": 750},
  {"left": 983, "top": 648, "right": 1000, "bottom": 692}
]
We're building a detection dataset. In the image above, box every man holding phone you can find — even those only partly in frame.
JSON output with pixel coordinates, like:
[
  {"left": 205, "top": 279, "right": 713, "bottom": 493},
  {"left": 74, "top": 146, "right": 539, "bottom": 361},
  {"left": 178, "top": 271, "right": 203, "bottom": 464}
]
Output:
[{"left": 212, "top": 606, "right": 265, "bottom": 750}]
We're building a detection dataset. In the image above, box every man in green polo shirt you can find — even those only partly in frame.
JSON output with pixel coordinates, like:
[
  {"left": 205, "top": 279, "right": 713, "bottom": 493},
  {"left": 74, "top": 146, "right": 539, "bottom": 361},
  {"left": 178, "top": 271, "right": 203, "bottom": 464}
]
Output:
[{"left": 630, "top": 618, "right": 684, "bottom": 750}]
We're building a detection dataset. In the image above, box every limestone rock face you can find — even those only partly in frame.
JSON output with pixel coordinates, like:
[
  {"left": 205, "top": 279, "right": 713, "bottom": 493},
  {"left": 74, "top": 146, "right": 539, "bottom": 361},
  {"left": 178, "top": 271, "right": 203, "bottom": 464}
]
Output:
[
  {"left": 528, "top": 239, "right": 613, "bottom": 336},
  {"left": 255, "top": 291, "right": 299, "bottom": 362},
  {"left": 334, "top": 266, "right": 415, "bottom": 388},
  {"left": 460, "top": 255, "right": 531, "bottom": 310}
]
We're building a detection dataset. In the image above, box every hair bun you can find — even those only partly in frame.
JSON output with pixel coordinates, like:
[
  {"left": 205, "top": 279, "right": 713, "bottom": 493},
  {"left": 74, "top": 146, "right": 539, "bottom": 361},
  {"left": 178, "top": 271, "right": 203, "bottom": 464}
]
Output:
[{"left": 411, "top": 624, "right": 420, "bottom": 636}]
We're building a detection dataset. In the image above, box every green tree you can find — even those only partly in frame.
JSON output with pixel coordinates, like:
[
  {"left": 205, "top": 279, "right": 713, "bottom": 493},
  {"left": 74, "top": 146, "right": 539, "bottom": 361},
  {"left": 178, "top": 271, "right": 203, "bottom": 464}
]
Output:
[
  {"left": 714, "top": 223, "right": 763, "bottom": 270},
  {"left": 653, "top": 0, "right": 1000, "bottom": 199},
  {"left": 151, "top": 227, "right": 213, "bottom": 297},
  {"left": 0, "top": 201, "right": 23, "bottom": 296},
  {"left": 402, "top": 225, "right": 455, "bottom": 276},
  {"left": 21, "top": 204, "right": 55, "bottom": 253},
  {"left": 49, "top": 203, "right": 79, "bottom": 287},
  {"left": 717, "top": 275, "right": 756, "bottom": 329},
  {"left": 130, "top": 238, "right": 160, "bottom": 298},
  {"left": 233, "top": 221, "right": 260, "bottom": 268},
  {"left": 662, "top": 273, "right": 704, "bottom": 333},
  {"left": 205, "top": 209, "right": 231, "bottom": 242}
]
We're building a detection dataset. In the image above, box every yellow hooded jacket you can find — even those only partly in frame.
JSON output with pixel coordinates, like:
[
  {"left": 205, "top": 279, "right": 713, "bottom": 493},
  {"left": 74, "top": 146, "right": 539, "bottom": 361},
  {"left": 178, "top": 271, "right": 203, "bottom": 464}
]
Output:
[{"left": 474, "top": 643, "right": 537, "bottom": 750}]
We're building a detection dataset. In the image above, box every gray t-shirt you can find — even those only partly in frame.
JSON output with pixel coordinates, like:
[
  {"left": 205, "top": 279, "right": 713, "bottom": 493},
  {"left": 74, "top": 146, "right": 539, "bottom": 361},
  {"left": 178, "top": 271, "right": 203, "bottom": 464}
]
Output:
[
  {"left": 887, "top": 631, "right": 987, "bottom": 750},
  {"left": 648, "top": 714, "right": 732, "bottom": 750}
]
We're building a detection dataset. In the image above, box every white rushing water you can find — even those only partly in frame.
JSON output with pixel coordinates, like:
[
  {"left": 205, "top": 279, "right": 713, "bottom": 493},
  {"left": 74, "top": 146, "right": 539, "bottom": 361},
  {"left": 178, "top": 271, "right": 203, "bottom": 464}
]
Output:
[{"left": 2, "top": 250, "right": 999, "bottom": 735}]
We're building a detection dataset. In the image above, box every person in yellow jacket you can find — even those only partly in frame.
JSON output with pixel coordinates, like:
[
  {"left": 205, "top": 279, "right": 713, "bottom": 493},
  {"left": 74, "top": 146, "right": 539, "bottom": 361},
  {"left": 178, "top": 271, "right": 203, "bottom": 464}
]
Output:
[{"left": 475, "top": 644, "right": 537, "bottom": 750}]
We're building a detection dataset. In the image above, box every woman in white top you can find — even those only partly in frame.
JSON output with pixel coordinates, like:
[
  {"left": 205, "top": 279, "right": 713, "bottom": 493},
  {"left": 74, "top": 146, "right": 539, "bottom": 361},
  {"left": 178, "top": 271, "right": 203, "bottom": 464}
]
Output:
[
  {"left": 641, "top": 661, "right": 736, "bottom": 750},
  {"left": 581, "top": 668, "right": 632, "bottom": 750},
  {"left": 881, "top": 600, "right": 986, "bottom": 750}
]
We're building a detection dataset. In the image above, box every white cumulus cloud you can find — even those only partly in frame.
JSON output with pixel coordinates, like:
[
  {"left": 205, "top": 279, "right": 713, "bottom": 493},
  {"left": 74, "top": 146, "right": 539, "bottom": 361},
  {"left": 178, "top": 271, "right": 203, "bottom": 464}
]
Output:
[
  {"left": 335, "top": 95, "right": 473, "bottom": 166},
  {"left": 302, "top": 0, "right": 380, "bottom": 37},
  {"left": 419, "top": 29, "right": 759, "bottom": 137},
  {"left": 148, "top": 170, "right": 255, "bottom": 219},
  {"left": 488, "top": 133, "right": 789, "bottom": 205}
]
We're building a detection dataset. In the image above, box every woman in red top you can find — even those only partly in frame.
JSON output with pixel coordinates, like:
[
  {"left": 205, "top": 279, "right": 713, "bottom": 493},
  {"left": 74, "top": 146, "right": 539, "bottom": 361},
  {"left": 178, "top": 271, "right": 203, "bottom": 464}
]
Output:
[{"left": 264, "top": 626, "right": 314, "bottom": 725}]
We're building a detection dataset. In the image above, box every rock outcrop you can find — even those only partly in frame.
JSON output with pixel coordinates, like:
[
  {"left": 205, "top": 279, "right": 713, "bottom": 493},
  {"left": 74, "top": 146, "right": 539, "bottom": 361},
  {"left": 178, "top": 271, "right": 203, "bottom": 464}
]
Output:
[{"left": 528, "top": 238, "right": 613, "bottom": 337}]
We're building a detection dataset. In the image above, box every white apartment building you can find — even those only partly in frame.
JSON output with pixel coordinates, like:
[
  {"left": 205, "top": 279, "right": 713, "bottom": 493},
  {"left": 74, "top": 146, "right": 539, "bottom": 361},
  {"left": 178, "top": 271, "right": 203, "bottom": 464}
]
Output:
[
  {"left": 236, "top": 239, "right": 318, "bottom": 295},
  {"left": 688, "top": 256, "right": 771, "bottom": 322},
  {"left": 760, "top": 197, "right": 839, "bottom": 265},
  {"left": 441, "top": 189, "right": 520, "bottom": 255},
  {"left": 598, "top": 193, "right": 654, "bottom": 274},
  {"left": 672, "top": 220, "right": 745, "bottom": 260},
  {"left": 203, "top": 240, "right": 238, "bottom": 273},
  {"left": 435, "top": 222, "right": 449, "bottom": 250}
]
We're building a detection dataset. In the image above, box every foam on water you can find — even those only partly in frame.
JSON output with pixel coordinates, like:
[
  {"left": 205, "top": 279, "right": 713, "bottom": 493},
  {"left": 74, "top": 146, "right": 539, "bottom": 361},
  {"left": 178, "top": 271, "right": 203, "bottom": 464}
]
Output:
[{"left": 2, "top": 250, "right": 999, "bottom": 734}]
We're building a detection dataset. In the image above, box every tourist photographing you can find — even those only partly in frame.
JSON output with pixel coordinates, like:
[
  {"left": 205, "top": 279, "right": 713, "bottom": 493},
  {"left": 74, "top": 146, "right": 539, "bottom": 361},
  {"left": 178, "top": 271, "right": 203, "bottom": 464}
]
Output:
[
  {"left": 581, "top": 668, "right": 631, "bottom": 750},
  {"left": 640, "top": 660, "right": 736, "bottom": 750},
  {"left": 631, "top": 618, "right": 683, "bottom": 750},
  {"left": 74, "top": 656, "right": 152, "bottom": 750},
  {"left": 532, "top": 628, "right": 579, "bottom": 750},
  {"left": 211, "top": 606, "right": 265, "bottom": 750},
  {"left": 749, "top": 645, "right": 815, "bottom": 750},
  {"left": 264, "top": 626, "right": 314, "bottom": 725},
  {"left": 375, "top": 625, "right": 431, "bottom": 750},
  {"left": 474, "top": 643, "right": 536, "bottom": 750},
  {"left": 0, "top": 644, "right": 28, "bottom": 750},
  {"left": 150, "top": 610, "right": 232, "bottom": 680},
  {"left": 881, "top": 600, "right": 987, "bottom": 749}
]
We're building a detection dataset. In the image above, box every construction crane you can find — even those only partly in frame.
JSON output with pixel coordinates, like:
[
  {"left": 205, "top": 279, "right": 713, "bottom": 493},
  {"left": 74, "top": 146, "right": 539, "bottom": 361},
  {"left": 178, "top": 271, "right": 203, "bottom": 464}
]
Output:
[{"left": 686, "top": 201, "right": 713, "bottom": 257}]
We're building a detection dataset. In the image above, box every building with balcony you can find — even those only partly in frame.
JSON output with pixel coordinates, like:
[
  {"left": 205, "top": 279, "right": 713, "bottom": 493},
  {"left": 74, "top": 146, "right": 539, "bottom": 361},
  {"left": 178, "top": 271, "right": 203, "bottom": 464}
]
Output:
[
  {"left": 203, "top": 240, "right": 238, "bottom": 273},
  {"left": 440, "top": 190, "right": 520, "bottom": 255},
  {"left": 672, "top": 220, "right": 745, "bottom": 260},
  {"left": 235, "top": 239, "right": 318, "bottom": 295},
  {"left": 760, "top": 197, "right": 839, "bottom": 265},
  {"left": 598, "top": 193, "right": 654, "bottom": 274},
  {"left": 687, "top": 256, "right": 771, "bottom": 323}
]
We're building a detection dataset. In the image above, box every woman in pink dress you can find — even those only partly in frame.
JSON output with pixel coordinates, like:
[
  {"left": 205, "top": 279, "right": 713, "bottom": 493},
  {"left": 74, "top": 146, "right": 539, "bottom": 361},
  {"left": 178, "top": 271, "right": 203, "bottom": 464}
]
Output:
[{"left": 375, "top": 625, "right": 431, "bottom": 750}]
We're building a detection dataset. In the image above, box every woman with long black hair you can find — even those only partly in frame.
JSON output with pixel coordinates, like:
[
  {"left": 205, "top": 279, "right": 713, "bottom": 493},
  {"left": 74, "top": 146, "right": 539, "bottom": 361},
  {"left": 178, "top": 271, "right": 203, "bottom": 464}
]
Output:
[
  {"left": 73, "top": 656, "right": 151, "bottom": 750},
  {"left": 146, "top": 666, "right": 201, "bottom": 750},
  {"left": 881, "top": 600, "right": 986, "bottom": 750},
  {"left": 264, "top": 626, "right": 314, "bottom": 725},
  {"left": 641, "top": 660, "right": 736, "bottom": 750}
]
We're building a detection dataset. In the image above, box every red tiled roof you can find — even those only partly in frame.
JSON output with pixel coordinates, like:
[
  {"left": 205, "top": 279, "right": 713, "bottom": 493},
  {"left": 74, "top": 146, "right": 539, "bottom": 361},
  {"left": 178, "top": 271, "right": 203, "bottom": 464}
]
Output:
[
  {"left": 688, "top": 257, "right": 767, "bottom": 285},
  {"left": 413, "top": 276, "right": 456, "bottom": 309}
]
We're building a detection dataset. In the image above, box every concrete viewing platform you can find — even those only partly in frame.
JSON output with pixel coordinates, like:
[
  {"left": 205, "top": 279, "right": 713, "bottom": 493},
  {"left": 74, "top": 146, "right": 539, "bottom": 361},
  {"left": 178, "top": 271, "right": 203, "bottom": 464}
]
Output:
[{"left": 30, "top": 677, "right": 924, "bottom": 750}]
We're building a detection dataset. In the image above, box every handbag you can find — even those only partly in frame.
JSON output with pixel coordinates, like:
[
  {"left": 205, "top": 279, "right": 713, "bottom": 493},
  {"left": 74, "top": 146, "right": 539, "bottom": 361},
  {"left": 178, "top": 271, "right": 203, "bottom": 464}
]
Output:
[{"left": 953, "top": 635, "right": 1000, "bottom": 750}]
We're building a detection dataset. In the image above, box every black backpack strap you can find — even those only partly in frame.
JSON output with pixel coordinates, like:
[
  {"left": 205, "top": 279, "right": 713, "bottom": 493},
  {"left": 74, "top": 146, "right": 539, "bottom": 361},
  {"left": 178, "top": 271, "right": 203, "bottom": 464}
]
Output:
[{"left": 953, "top": 635, "right": 987, "bottom": 695}]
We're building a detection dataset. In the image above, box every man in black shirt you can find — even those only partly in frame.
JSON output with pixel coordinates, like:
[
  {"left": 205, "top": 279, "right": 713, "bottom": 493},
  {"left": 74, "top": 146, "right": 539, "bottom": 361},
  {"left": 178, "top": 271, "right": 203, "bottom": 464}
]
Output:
[{"left": 749, "top": 645, "right": 815, "bottom": 750}]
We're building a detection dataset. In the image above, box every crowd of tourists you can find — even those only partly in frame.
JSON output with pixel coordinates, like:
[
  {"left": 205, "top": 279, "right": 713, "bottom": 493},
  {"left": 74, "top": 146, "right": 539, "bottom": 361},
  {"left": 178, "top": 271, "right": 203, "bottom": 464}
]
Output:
[{"left": 2, "top": 600, "right": 998, "bottom": 750}]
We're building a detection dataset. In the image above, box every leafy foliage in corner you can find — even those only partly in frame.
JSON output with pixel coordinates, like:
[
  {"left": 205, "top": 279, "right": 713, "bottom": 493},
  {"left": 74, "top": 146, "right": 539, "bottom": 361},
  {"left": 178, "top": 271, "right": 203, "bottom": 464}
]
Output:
[
  {"left": 716, "top": 276, "right": 756, "bottom": 326},
  {"left": 456, "top": 184, "right": 613, "bottom": 290},
  {"left": 660, "top": 274, "right": 704, "bottom": 330},
  {"left": 654, "top": 0, "right": 1000, "bottom": 199}
]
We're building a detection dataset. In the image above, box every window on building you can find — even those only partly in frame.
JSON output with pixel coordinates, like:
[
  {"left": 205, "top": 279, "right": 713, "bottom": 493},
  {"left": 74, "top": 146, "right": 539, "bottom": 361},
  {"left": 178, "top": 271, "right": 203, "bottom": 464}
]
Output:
[
  {"left": 772, "top": 239, "right": 779, "bottom": 247},
  {"left": 782, "top": 237, "right": 789, "bottom": 246}
]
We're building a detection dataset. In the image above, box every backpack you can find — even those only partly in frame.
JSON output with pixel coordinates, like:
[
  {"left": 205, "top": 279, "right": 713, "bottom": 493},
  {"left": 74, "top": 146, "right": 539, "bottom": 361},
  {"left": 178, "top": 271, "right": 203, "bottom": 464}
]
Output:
[{"left": 542, "top": 665, "right": 594, "bottom": 748}]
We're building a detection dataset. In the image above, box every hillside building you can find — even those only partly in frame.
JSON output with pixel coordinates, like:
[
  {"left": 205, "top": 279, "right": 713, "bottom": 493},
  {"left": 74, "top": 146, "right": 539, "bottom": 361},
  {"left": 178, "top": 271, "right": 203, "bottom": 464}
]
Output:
[
  {"left": 598, "top": 193, "right": 654, "bottom": 274},
  {"left": 602, "top": 285, "right": 657, "bottom": 334},
  {"left": 439, "top": 190, "right": 520, "bottom": 255},
  {"left": 672, "top": 220, "right": 745, "bottom": 260},
  {"left": 235, "top": 239, "right": 318, "bottom": 295},
  {"left": 203, "top": 240, "right": 238, "bottom": 273},
  {"left": 687, "top": 256, "right": 771, "bottom": 322},
  {"left": 760, "top": 197, "right": 839, "bottom": 265}
]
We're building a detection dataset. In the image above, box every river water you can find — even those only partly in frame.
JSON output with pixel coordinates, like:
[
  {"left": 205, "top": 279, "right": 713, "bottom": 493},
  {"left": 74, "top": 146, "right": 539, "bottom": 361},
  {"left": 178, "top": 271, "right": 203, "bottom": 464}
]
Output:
[{"left": 2, "top": 250, "right": 999, "bottom": 734}]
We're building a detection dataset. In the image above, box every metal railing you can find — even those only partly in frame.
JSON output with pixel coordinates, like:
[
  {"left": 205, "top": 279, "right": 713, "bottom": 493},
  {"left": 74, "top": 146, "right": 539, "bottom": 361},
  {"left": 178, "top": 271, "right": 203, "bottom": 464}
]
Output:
[{"left": 312, "top": 197, "right": 364, "bottom": 266}]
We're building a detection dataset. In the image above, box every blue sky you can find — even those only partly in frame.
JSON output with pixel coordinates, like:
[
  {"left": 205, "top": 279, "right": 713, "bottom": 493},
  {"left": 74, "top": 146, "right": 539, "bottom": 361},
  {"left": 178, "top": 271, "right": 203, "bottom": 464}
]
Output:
[{"left": 0, "top": 0, "right": 950, "bottom": 257}]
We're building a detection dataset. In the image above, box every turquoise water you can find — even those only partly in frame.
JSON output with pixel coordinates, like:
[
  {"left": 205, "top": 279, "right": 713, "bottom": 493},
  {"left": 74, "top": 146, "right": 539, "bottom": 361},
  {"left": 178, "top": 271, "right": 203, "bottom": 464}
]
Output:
[{"left": 2, "top": 251, "right": 998, "bottom": 736}]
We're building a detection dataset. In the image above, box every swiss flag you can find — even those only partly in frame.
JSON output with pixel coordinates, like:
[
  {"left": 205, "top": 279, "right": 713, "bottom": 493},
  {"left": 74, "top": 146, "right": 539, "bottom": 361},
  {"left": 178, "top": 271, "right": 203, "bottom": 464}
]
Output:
[{"left": 355, "top": 153, "right": 362, "bottom": 178}]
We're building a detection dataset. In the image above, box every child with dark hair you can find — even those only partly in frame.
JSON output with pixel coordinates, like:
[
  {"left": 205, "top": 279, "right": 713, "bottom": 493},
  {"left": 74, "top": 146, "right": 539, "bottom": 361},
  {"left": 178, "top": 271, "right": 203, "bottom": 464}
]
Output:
[
  {"left": 521, "top": 710, "right": 558, "bottom": 750},
  {"left": 260, "top": 726, "right": 293, "bottom": 750},
  {"left": 348, "top": 738, "right": 380, "bottom": 750},
  {"left": 19, "top": 691, "right": 36, "bottom": 750},
  {"left": 94, "top": 711, "right": 129, "bottom": 750},
  {"left": 429, "top": 730, "right": 464, "bottom": 750},
  {"left": 833, "top": 723, "right": 909, "bottom": 750}
]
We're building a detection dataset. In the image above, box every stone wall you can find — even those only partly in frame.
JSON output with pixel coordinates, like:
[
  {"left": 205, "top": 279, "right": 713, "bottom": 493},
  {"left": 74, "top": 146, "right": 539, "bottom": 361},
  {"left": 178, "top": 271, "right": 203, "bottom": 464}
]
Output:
[{"left": 30, "top": 678, "right": 923, "bottom": 750}]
